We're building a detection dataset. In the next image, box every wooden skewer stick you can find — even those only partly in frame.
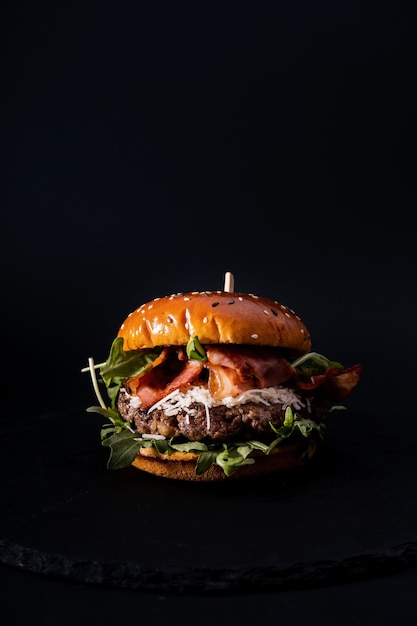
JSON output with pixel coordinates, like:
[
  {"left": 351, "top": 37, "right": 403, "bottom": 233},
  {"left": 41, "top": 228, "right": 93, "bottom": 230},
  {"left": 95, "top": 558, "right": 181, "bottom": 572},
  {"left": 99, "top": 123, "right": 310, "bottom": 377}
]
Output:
[{"left": 224, "top": 271, "right": 234, "bottom": 292}]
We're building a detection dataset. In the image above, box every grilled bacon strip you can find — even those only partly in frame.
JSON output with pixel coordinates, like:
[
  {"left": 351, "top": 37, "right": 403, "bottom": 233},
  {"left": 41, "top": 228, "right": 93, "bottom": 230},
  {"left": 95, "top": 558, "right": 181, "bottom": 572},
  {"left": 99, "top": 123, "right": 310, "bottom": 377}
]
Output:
[
  {"left": 123, "top": 345, "right": 361, "bottom": 410},
  {"left": 295, "top": 364, "right": 362, "bottom": 401},
  {"left": 206, "top": 345, "right": 295, "bottom": 400},
  {"left": 125, "top": 349, "right": 203, "bottom": 409}
]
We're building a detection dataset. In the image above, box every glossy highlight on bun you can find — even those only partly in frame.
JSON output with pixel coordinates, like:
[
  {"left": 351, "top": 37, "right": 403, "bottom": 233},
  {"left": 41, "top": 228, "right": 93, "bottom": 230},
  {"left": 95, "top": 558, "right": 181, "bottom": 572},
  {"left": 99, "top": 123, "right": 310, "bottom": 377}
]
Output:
[{"left": 117, "top": 291, "right": 312, "bottom": 354}]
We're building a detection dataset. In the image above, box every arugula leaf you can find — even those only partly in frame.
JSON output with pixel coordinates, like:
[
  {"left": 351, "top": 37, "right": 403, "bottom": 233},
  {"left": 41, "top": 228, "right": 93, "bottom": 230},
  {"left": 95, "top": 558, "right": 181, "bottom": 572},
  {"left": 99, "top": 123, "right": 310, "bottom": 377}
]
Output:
[
  {"left": 96, "top": 407, "right": 324, "bottom": 477},
  {"left": 94, "top": 404, "right": 324, "bottom": 476},
  {"left": 171, "top": 441, "right": 209, "bottom": 453},
  {"left": 265, "top": 406, "right": 324, "bottom": 454},
  {"left": 99, "top": 337, "right": 162, "bottom": 407},
  {"left": 291, "top": 352, "right": 344, "bottom": 375},
  {"left": 151, "top": 438, "right": 176, "bottom": 455},
  {"left": 100, "top": 337, "right": 160, "bottom": 381},
  {"left": 101, "top": 430, "right": 143, "bottom": 470},
  {"left": 216, "top": 445, "right": 256, "bottom": 477},
  {"left": 86, "top": 405, "right": 121, "bottom": 422},
  {"left": 186, "top": 336, "right": 207, "bottom": 362},
  {"left": 87, "top": 405, "right": 135, "bottom": 439},
  {"left": 196, "top": 450, "right": 220, "bottom": 475}
]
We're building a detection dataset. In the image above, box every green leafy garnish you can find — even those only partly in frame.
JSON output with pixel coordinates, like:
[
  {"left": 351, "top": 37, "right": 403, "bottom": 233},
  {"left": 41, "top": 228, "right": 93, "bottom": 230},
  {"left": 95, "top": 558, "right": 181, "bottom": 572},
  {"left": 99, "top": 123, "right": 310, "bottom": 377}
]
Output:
[
  {"left": 291, "top": 352, "right": 344, "bottom": 375},
  {"left": 83, "top": 343, "right": 335, "bottom": 478},
  {"left": 100, "top": 337, "right": 162, "bottom": 407},
  {"left": 195, "top": 450, "right": 221, "bottom": 475},
  {"left": 95, "top": 406, "right": 323, "bottom": 475},
  {"left": 267, "top": 406, "right": 322, "bottom": 453},
  {"left": 215, "top": 445, "right": 256, "bottom": 477},
  {"left": 101, "top": 429, "right": 143, "bottom": 470},
  {"left": 186, "top": 335, "right": 207, "bottom": 362}
]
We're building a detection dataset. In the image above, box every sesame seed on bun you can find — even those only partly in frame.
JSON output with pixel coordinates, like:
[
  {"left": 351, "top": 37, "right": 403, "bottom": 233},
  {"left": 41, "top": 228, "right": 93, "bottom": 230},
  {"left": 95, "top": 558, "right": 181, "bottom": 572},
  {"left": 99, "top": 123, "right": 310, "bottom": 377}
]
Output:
[{"left": 117, "top": 291, "right": 312, "bottom": 355}]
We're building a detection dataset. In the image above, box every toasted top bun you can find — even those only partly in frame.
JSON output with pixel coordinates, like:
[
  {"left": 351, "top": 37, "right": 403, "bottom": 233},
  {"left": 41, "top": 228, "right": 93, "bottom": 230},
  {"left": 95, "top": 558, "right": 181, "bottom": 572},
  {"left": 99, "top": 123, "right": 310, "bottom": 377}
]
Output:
[{"left": 117, "top": 291, "right": 312, "bottom": 353}]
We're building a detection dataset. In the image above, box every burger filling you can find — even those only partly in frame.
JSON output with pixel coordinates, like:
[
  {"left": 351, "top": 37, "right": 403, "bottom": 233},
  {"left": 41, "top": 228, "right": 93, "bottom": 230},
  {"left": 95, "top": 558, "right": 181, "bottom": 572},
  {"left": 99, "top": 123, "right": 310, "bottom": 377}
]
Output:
[
  {"left": 117, "top": 385, "right": 327, "bottom": 442},
  {"left": 86, "top": 336, "right": 361, "bottom": 476}
]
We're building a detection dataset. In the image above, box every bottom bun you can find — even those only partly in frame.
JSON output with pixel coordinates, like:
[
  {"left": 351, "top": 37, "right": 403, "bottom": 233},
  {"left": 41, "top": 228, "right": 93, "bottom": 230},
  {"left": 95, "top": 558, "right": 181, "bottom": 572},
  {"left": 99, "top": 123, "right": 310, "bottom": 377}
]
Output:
[{"left": 130, "top": 437, "right": 318, "bottom": 481}]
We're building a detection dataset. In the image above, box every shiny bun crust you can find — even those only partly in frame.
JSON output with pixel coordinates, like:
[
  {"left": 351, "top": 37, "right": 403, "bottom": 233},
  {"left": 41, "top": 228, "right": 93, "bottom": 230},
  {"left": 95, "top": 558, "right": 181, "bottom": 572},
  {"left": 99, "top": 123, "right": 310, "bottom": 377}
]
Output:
[
  {"left": 118, "top": 291, "right": 312, "bottom": 353},
  {"left": 130, "top": 437, "right": 318, "bottom": 481}
]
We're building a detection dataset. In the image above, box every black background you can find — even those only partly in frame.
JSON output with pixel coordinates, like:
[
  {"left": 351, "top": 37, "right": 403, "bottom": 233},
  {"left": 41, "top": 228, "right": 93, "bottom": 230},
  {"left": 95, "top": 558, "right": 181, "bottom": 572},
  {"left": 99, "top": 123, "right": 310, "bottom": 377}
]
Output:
[{"left": 1, "top": 1, "right": 417, "bottom": 623}]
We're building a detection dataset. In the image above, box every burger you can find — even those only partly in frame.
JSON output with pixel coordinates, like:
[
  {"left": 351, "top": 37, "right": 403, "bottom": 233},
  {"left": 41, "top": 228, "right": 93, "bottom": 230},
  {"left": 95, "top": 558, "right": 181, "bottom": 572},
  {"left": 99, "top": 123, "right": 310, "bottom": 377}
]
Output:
[{"left": 83, "top": 276, "right": 361, "bottom": 481}]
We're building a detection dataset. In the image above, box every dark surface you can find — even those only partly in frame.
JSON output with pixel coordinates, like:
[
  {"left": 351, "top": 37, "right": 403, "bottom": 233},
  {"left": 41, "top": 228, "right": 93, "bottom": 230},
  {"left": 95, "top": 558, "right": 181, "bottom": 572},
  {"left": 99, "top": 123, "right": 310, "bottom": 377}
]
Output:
[
  {"left": 2, "top": 402, "right": 417, "bottom": 603},
  {"left": 2, "top": 1, "right": 417, "bottom": 623},
  {"left": 2, "top": 562, "right": 417, "bottom": 626},
  {"left": 2, "top": 406, "right": 417, "bottom": 588}
]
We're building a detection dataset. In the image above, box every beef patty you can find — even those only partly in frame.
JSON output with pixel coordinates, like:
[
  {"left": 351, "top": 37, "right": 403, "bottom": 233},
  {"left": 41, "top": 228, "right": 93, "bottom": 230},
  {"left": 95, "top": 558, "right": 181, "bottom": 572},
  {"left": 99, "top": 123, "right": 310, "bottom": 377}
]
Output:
[{"left": 117, "top": 387, "right": 325, "bottom": 443}]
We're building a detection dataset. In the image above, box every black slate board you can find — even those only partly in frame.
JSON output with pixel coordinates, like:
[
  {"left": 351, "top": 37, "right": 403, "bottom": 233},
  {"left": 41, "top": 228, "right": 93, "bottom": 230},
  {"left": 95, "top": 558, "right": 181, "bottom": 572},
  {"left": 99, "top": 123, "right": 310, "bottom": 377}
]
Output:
[{"left": 1, "top": 405, "right": 416, "bottom": 593}]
